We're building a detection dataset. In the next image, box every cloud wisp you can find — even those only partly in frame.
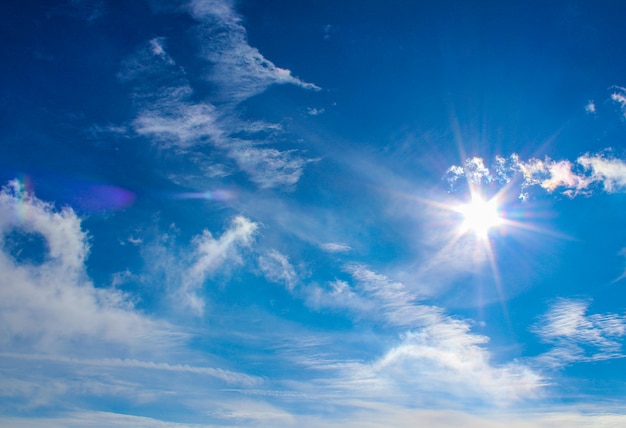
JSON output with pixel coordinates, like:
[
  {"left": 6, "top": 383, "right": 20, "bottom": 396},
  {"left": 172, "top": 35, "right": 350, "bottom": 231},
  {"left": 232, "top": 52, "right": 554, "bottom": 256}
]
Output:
[
  {"left": 304, "top": 265, "right": 543, "bottom": 405},
  {"left": 446, "top": 151, "right": 626, "bottom": 200},
  {"left": 144, "top": 215, "right": 258, "bottom": 316},
  {"left": 258, "top": 249, "right": 298, "bottom": 292},
  {"left": 189, "top": 0, "right": 320, "bottom": 103},
  {"left": 120, "top": 0, "right": 321, "bottom": 190},
  {"left": 532, "top": 298, "right": 626, "bottom": 368}
]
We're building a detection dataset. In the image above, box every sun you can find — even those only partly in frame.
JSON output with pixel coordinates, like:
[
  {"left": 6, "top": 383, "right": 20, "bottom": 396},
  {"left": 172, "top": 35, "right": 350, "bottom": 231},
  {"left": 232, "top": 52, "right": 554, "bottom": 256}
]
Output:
[{"left": 458, "top": 195, "right": 503, "bottom": 237}]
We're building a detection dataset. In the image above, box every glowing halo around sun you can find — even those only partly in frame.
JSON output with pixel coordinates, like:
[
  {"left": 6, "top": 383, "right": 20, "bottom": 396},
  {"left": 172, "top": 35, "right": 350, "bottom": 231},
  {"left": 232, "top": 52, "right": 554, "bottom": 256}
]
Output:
[{"left": 457, "top": 194, "right": 503, "bottom": 238}]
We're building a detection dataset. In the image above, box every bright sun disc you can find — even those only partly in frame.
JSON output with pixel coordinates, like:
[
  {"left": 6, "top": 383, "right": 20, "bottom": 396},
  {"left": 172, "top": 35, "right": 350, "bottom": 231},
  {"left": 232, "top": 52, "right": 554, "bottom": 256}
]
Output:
[{"left": 458, "top": 196, "right": 502, "bottom": 237}]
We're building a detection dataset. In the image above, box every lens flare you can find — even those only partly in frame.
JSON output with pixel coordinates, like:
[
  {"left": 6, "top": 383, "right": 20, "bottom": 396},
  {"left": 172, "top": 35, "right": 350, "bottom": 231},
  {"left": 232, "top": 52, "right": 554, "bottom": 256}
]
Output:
[
  {"left": 458, "top": 195, "right": 503, "bottom": 238},
  {"left": 173, "top": 189, "right": 236, "bottom": 201}
]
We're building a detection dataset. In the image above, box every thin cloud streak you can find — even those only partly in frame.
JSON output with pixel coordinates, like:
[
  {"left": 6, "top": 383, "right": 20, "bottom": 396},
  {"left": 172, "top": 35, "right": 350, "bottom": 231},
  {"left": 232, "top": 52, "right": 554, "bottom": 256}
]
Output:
[{"left": 532, "top": 298, "right": 626, "bottom": 368}]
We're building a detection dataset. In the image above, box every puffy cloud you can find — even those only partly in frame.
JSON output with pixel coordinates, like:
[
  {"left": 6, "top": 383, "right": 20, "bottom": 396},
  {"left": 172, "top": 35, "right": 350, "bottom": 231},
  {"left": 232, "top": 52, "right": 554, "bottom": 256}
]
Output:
[
  {"left": 445, "top": 158, "right": 491, "bottom": 187},
  {"left": 464, "top": 157, "right": 492, "bottom": 184},
  {"left": 446, "top": 151, "right": 626, "bottom": 199},
  {"left": 532, "top": 298, "right": 626, "bottom": 367},
  {"left": 0, "top": 181, "right": 172, "bottom": 353},
  {"left": 307, "top": 107, "right": 325, "bottom": 116},
  {"left": 611, "top": 86, "right": 626, "bottom": 114},
  {"left": 578, "top": 154, "right": 626, "bottom": 192}
]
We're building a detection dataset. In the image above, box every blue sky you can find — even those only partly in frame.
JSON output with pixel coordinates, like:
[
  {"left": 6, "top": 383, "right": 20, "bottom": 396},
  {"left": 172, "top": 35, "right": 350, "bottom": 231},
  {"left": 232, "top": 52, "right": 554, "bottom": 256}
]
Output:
[{"left": 3, "top": 0, "right": 626, "bottom": 426}]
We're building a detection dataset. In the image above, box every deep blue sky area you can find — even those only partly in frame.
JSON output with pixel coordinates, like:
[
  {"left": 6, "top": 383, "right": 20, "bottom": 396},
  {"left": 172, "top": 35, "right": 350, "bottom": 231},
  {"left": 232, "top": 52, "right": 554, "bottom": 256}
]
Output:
[{"left": 3, "top": 1, "right": 626, "bottom": 426}]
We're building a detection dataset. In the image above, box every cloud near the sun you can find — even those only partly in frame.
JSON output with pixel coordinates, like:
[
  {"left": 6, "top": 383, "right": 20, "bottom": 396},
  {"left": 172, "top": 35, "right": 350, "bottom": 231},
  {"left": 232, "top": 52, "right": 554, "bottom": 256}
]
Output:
[{"left": 445, "top": 151, "right": 626, "bottom": 200}]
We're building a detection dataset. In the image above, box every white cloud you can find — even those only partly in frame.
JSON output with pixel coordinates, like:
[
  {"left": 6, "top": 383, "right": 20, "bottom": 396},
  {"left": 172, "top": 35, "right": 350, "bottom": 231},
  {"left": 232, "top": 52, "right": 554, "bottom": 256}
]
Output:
[
  {"left": 122, "top": 31, "right": 317, "bottom": 190},
  {"left": 180, "top": 216, "right": 258, "bottom": 314},
  {"left": 1, "top": 352, "right": 262, "bottom": 387},
  {"left": 5, "top": 407, "right": 626, "bottom": 428},
  {"left": 230, "top": 147, "right": 316, "bottom": 189},
  {"left": 132, "top": 84, "right": 226, "bottom": 149},
  {"left": 148, "top": 37, "right": 174, "bottom": 64},
  {"left": 133, "top": 92, "right": 316, "bottom": 188},
  {"left": 464, "top": 157, "right": 492, "bottom": 184},
  {"left": 0, "top": 412, "right": 209, "bottom": 428},
  {"left": 304, "top": 265, "right": 543, "bottom": 403},
  {"left": 118, "top": 39, "right": 181, "bottom": 83},
  {"left": 0, "top": 180, "right": 172, "bottom": 353},
  {"left": 585, "top": 100, "right": 596, "bottom": 113},
  {"left": 258, "top": 249, "right": 298, "bottom": 292},
  {"left": 346, "top": 265, "right": 437, "bottom": 328},
  {"left": 447, "top": 151, "right": 626, "bottom": 199},
  {"left": 307, "top": 107, "right": 325, "bottom": 116},
  {"left": 541, "top": 160, "right": 591, "bottom": 193},
  {"left": 189, "top": 0, "right": 320, "bottom": 103},
  {"left": 578, "top": 154, "right": 626, "bottom": 192},
  {"left": 306, "top": 279, "right": 371, "bottom": 313},
  {"left": 319, "top": 242, "right": 351, "bottom": 253},
  {"left": 365, "top": 325, "right": 542, "bottom": 404},
  {"left": 533, "top": 298, "right": 626, "bottom": 368},
  {"left": 611, "top": 86, "right": 626, "bottom": 114}
]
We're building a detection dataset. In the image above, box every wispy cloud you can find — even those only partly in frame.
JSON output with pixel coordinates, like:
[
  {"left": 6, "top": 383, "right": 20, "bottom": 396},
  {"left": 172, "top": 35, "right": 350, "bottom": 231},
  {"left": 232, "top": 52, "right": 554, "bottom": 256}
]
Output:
[
  {"left": 0, "top": 352, "right": 262, "bottom": 387},
  {"left": 145, "top": 216, "right": 258, "bottom": 315},
  {"left": 532, "top": 298, "right": 626, "bottom": 368},
  {"left": 133, "top": 96, "right": 224, "bottom": 149},
  {"left": 189, "top": 0, "right": 320, "bottom": 103},
  {"left": 5, "top": 407, "right": 626, "bottom": 428},
  {"left": 319, "top": 242, "right": 351, "bottom": 253},
  {"left": 230, "top": 147, "right": 317, "bottom": 189},
  {"left": 258, "top": 249, "right": 298, "bottom": 292},
  {"left": 307, "top": 107, "right": 325, "bottom": 116},
  {"left": 121, "top": 19, "right": 319, "bottom": 189},
  {"left": 446, "top": 151, "right": 626, "bottom": 200},
  {"left": 118, "top": 37, "right": 181, "bottom": 84},
  {"left": 304, "top": 265, "right": 543, "bottom": 404},
  {"left": 50, "top": 0, "right": 105, "bottom": 22}
]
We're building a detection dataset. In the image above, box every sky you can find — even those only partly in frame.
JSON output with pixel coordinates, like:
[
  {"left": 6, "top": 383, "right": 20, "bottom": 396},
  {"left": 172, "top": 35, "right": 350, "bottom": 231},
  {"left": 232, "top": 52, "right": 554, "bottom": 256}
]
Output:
[{"left": 2, "top": 0, "right": 626, "bottom": 426}]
